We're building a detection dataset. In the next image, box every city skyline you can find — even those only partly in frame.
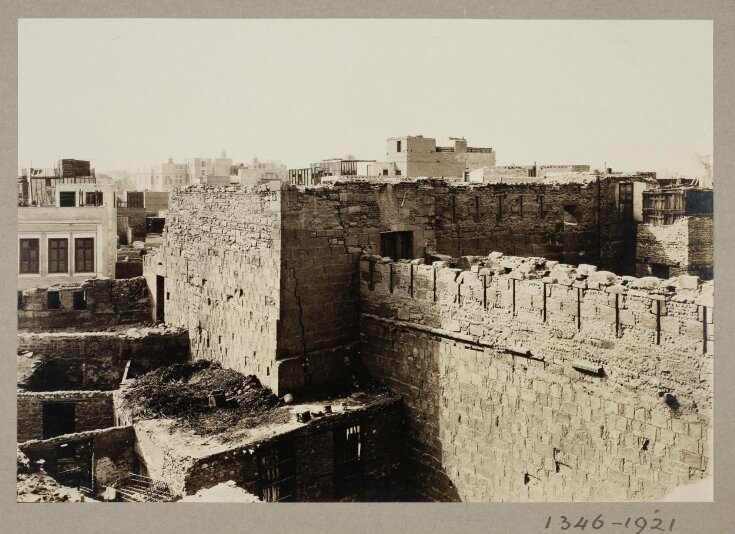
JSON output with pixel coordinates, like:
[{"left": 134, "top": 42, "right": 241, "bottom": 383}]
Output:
[{"left": 20, "top": 19, "right": 712, "bottom": 175}]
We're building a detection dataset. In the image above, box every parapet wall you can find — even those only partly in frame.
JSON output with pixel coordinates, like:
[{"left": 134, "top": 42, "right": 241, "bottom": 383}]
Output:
[
  {"left": 359, "top": 252, "right": 713, "bottom": 501},
  {"left": 18, "top": 277, "right": 151, "bottom": 331}
]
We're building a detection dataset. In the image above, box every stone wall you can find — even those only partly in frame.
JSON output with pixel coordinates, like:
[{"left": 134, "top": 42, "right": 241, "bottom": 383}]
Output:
[
  {"left": 144, "top": 184, "right": 283, "bottom": 392},
  {"left": 359, "top": 253, "right": 713, "bottom": 501},
  {"left": 19, "top": 426, "right": 135, "bottom": 489},
  {"left": 17, "top": 326, "right": 190, "bottom": 391},
  {"left": 18, "top": 277, "right": 151, "bottom": 331},
  {"left": 129, "top": 398, "right": 403, "bottom": 500},
  {"left": 17, "top": 390, "right": 114, "bottom": 442},
  {"left": 150, "top": 177, "right": 651, "bottom": 395},
  {"left": 636, "top": 216, "right": 714, "bottom": 280}
]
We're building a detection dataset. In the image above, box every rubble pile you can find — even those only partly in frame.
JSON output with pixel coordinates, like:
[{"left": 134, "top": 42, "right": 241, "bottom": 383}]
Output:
[{"left": 119, "top": 360, "right": 282, "bottom": 434}]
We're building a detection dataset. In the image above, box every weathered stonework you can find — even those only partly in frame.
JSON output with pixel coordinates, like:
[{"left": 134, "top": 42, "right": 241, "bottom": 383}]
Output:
[
  {"left": 147, "top": 177, "right": 654, "bottom": 395},
  {"left": 359, "top": 254, "right": 713, "bottom": 501},
  {"left": 636, "top": 216, "right": 714, "bottom": 279},
  {"left": 114, "top": 392, "right": 404, "bottom": 500},
  {"left": 17, "top": 390, "right": 114, "bottom": 442},
  {"left": 18, "top": 277, "right": 151, "bottom": 331},
  {"left": 19, "top": 426, "right": 135, "bottom": 489},
  {"left": 17, "top": 326, "right": 190, "bottom": 391},
  {"left": 143, "top": 183, "right": 284, "bottom": 391}
]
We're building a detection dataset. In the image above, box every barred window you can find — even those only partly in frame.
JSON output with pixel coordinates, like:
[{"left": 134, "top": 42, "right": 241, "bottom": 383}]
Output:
[
  {"left": 257, "top": 442, "right": 296, "bottom": 502},
  {"left": 19, "top": 239, "right": 39, "bottom": 274},
  {"left": 335, "top": 424, "right": 363, "bottom": 498},
  {"left": 48, "top": 238, "right": 68, "bottom": 273},
  {"left": 75, "top": 238, "right": 94, "bottom": 272}
]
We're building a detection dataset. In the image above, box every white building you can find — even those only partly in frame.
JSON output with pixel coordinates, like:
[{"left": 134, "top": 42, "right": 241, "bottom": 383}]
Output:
[{"left": 18, "top": 183, "right": 118, "bottom": 289}]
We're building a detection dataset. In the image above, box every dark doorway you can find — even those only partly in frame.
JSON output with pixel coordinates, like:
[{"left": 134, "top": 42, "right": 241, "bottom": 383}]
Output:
[
  {"left": 54, "top": 440, "right": 93, "bottom": 490},
  {"left": 47, "top": 291, "right": 61, "bottom": 310},
  {"left": 156, "top": 275, "right": 165, "bottom": 322},
  {"left": 73, "top": 291, "right": 86, "bottom": 310},
  {"left": 380, "top": 231, "right": 413, "bottom": 260},
  {"left": 42, "top": 402, "right": 76, "bottom": 439}
]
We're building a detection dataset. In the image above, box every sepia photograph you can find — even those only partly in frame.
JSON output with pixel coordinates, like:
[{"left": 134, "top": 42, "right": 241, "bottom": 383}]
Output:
[{"left": 11, "top": 12, "right": 719, "bottom": 514}]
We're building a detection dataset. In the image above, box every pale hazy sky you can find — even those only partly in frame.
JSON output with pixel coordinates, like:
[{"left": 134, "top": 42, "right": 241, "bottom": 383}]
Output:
[{"left": 19, "top": 19, "right": 712, "bottom": 176}]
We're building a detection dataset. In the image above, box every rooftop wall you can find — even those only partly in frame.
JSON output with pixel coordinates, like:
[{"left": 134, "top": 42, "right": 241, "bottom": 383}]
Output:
[
  {"left": 18, "top": 277, "right": 151, "bottom": 331},
  {"left": 359, "top": 253, "right": 712, "bottom": 501}
]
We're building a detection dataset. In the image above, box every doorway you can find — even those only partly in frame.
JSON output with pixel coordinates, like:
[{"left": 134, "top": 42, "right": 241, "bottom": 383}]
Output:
[
  {"left": 42, "top": 402, "right": 76, "bottom": 439},
  {"left": 155, "top": 275, "right": 165, "bottom": 322}
]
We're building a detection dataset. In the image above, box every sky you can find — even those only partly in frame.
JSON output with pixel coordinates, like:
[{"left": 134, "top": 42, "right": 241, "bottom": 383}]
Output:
[{"left": 19, "top": 19, "right": 712, "bottom": 176}]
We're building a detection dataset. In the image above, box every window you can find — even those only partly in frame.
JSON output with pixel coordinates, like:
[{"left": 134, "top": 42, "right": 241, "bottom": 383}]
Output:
[
  {"left": 380, "top": 231, "right": 413, "bottom": 260},
  {"left": 257, "top": 442, "right": 296, "bottom": 502},
  {"left": 48, "top": 238, "right": 69, "bottom": 273},
  {"left": 59, "top": 191, "right": 76, "bottom": 207},
  {"left": 19, "top": 239, "right": 39, "bottom": 274},
  {"left": 395, "top": 170, "right": 401, "bottom": 176},
  {"left": 619, "top": 183, "right": 634, "bottom": 221},
  {"left": 563, "top": 204, "right": 580, "bottom": 226},
  {"left": 84, "top": 191, "right": 103, "bottom": 206},
  {"left": 75, "top": 238, "right": 94, "bottom": 273},
  {"left": 651, "top": 263, "right": 670, "bottom": 279},
  {"left": 382, "top": 169, "right": 389, "bottom": 176},
  {"left": 397, "top": 140, "right": 402, "bottom": 153},
  {"left": 335, "top": 424, "right": 363, "bottom": 498}
]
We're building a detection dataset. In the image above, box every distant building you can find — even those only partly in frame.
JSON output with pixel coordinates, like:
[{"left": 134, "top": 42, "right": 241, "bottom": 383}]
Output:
[
  {"left": 636, "top": 187, "right": 713, "bottom": 279},
  {"left": 18, "top": 182, "right": 118, "bottom": 289},
  {"left": 468, "top": 164, "right": 591, "bottom": 183},
  {"left": 238, "top": 157, "right": 288, "bottom": 186},
  {"left": 151, "top": 158, "right": 190, "bottom": 192},
  {"left": 374, "top": 135, "right": 496, "bottom": 178},
  {"left": 188, "top": 152, "right": 233, "bottom": 185}
]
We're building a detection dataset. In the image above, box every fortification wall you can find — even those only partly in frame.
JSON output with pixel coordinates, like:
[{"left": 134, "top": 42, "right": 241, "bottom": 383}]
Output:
[
  {"left": 359, "top": 253, "right": 713, "bottom": 501},
  {"left": 144, "top": 184, "right": 283, "bottom": 392},
  {"left": 18, "top": 277, "right": 151, "bottom": 331}
]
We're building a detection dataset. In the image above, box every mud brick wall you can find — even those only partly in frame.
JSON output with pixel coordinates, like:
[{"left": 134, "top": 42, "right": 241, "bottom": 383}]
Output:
[
  {"left": 148, "top": 184, "right": 283, "bottom": 392},
  {"left": 19, "top": 426, "right": 135, "bottom": 488},
  {"left": 636, "top": 216, "right": 714, "bottom": 279},
  {"left": 18, "top": 277, "right": 151, "bottom": 331},
  {"left": 359, "top": 255, "right": 712, "bottom": 501},
  {"left": 17, "top": 390, "right": 114, "bottom": 442},
  {"left": 17, "top": 328, "right": 190, "bottom": 391},
  {"left": 117, "top": 207, "right": 147, "bottom": 238},
  {"left": 181, "top": 399, "right": 403, "bottom": 501}
]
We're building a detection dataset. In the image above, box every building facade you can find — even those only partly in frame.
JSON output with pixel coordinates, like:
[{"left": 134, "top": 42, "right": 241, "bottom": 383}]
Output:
[{"left": 18, "top": 184, "right": 118, "bottom": 290}]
